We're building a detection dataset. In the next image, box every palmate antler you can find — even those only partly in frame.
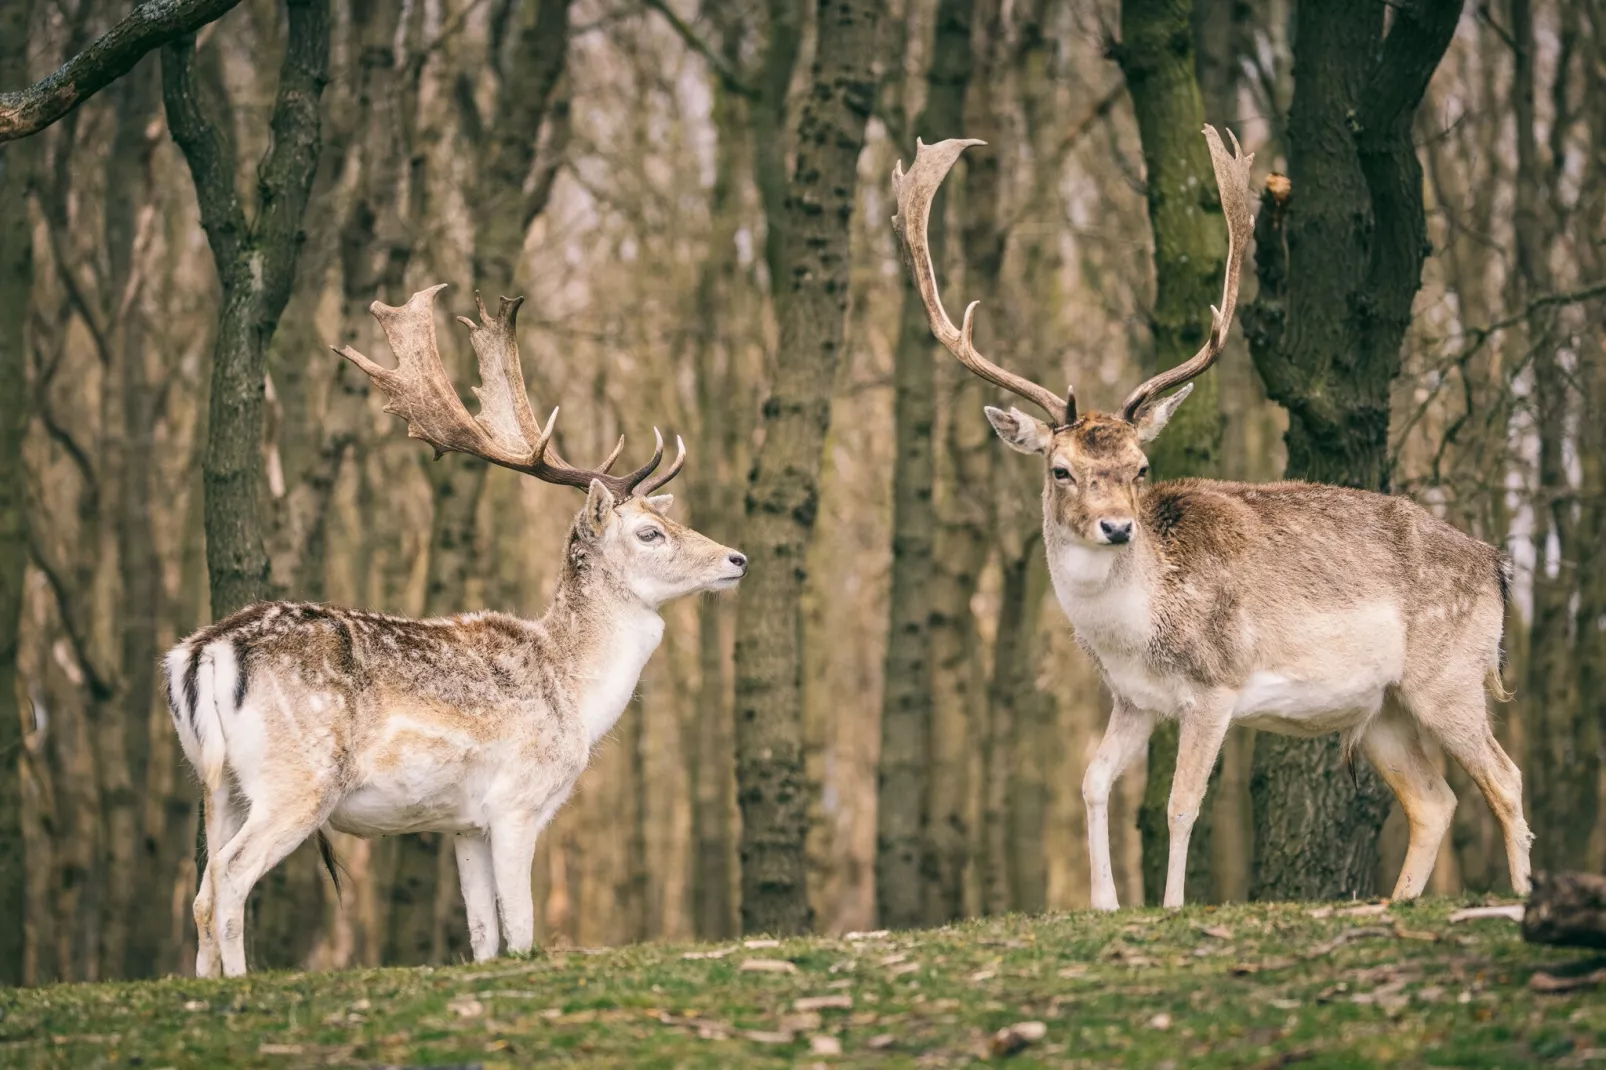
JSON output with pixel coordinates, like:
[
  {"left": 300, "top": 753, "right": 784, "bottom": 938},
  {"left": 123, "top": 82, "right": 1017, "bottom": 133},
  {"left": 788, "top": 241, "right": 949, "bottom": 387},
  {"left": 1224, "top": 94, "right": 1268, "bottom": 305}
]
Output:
[
  {"left": 892, "top": 125, "right": 1255, "bottom": 428},
  {"left": 334, "top": 285, "right": 683, "bottom": 497}
]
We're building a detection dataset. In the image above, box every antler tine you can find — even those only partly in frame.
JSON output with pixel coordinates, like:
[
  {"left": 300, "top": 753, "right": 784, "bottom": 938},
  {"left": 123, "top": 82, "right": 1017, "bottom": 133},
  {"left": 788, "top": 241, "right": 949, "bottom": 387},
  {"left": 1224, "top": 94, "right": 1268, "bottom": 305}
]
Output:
[
  {"left": 635, "top": 434, "right": 687, "bottom": 496},
  {"left": 597, "top": 434, "right": 627, "bottom": 473},
  {"left": 1121, "top": 124, "right": 1256, "bottom": 423},
  {"left": 893, "top": 138, "right": 1072, "bottom": 425}
]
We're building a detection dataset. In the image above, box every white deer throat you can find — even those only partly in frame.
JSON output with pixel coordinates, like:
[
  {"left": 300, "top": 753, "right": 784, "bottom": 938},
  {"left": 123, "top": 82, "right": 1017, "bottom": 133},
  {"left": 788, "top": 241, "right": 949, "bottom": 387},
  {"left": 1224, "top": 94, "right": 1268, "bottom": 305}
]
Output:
[
  {"left": 573, "top": 609, "right": 665, "bottom": 746},
  {"left": 1046, "top": 541, "right": 1153, "bottom": 650}
]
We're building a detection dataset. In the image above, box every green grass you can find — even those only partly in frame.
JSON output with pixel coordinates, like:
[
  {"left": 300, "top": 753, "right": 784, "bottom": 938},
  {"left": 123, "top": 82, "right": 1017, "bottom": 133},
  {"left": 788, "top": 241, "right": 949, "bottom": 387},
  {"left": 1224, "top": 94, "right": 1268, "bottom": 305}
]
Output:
[{"left": 3, "top": 897, "right": 1603, "bottom": 1068}]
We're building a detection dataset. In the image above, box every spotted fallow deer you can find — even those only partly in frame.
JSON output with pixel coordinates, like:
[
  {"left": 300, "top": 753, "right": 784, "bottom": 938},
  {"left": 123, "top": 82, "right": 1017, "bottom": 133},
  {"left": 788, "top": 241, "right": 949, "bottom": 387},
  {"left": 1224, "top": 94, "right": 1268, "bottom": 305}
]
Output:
[
  {"left": 164, "top": 285, "right": 747, "bottom": 976},
  {"left": 893, "top": 127, "right": 1532, "bottom": 909}
]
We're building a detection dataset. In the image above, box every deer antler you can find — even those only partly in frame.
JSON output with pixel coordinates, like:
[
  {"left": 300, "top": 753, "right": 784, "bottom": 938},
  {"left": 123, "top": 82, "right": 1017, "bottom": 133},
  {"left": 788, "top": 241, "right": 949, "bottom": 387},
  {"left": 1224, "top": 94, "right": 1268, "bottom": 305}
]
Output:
[
  {"left": 335, "top": 285, "right": 684, "bottom": 497},
  {"left": 1120, "top": 125, "right": 1256, "bottom": 422},
  {"left": 892, "top": 138, "right": 1075, "bottom": 426}
]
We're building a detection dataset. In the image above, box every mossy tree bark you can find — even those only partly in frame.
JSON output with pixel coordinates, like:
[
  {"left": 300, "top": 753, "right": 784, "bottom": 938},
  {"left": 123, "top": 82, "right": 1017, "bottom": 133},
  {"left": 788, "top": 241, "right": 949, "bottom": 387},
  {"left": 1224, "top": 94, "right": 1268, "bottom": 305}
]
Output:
[
  {"left": 877, "top": 0, "right": 975, "bottom": 932},
  {"left": 0, "top": 0, "right": 37, "bottom": 988},
  {"left": 1241, "top": 0, "right": 1460, "bottom": 901},
  {"left": 735, "top": 0, "right": 882, "bottom": 936},
  {"left": 1116, "top": 0, "right": 1229, "bottom": 905}
]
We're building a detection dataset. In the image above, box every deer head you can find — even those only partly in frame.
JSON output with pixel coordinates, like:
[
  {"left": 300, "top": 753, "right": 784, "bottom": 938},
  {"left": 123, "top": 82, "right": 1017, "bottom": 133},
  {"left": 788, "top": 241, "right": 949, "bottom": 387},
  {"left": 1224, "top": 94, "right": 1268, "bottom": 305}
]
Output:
[
  {"left": 335, "top": 286, "right": 747, "bottom": 606},
  {"left": 892, "top": 126, "right": 1255, "bottom": 548}
]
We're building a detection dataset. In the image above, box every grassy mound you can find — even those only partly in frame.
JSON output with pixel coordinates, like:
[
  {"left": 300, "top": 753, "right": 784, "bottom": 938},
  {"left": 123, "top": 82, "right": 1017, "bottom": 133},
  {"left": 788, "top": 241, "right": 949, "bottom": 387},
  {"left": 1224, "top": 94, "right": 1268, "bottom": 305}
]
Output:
[{"left": 3, "top": 897, "right": 1602, "bottom": 1067}]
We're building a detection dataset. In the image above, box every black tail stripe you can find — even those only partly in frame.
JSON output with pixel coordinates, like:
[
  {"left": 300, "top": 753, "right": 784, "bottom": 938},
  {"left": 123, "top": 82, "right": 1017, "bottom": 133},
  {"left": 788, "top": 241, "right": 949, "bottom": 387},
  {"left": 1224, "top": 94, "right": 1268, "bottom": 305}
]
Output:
[
  {"left": 233, "top": 639, "right": 249, "bottom": 709},
  {"left": 183, "top": 645, "right": 204, "bottom": 731}
]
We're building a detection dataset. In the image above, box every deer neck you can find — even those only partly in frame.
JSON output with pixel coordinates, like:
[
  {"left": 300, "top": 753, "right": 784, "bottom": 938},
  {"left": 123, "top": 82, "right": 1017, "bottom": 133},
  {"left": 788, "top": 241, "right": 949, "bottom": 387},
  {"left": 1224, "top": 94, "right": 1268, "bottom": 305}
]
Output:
[
  {"left": 1043, "top": 520, "right": 1157, "bottom": 655},
  {"left": 542, "top": 559, "right": 665, "bottom": 747}
]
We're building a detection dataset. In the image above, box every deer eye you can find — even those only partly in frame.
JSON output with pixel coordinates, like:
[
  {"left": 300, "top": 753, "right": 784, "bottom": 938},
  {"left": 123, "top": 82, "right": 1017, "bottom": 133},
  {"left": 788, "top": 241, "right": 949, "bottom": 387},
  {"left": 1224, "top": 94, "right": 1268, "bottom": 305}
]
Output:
[
  {"left": 637, "top": 527, "right": 664, "bottom": 543},
  {"left": 1137, "top": 465, "right": 1149, "bottom": 480},
  {"left": 1051, "top": 466, "right": 1074, "bottom": 484}
]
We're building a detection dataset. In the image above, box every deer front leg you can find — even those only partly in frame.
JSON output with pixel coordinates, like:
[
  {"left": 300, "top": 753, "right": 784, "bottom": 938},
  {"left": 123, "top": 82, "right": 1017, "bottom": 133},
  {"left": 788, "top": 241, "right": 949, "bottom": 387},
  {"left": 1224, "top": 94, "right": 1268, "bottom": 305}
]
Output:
[
  {"left": 1082, "top": 700, "right": 1155, "bottom": 911},
  {"left": 1162, "top": 694, "right": 1234, "bottom": 909},
  {"left": 455, "top": 833, "right": 500, "bottom": 962},
  {"left": 489, "top": 786, "right": 573, "bottom": 956}
]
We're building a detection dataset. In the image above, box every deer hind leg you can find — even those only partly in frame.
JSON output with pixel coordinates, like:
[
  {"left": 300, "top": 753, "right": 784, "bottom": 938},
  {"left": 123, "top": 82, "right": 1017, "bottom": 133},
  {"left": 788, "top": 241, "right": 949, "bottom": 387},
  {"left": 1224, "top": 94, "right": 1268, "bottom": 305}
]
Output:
[
  {"left": 208, "top": 792, "right": 333, "bottom": 977},
  {"left": 1437, "top": 718, "right": 1531, "bottom": 895},
  {"left": 194, "top": 783, "right": 246, "bottom": 978},
  {"left": 1360, "top": 702, "right": 1456, "bottom": 900},
  {"left": 1082, "top": 701, "right": 1155, "bottom": 911},
  {"left": 1162, "top": 694, "right": 1233, "bottom": 909},
  {"left": 454, "top": 833, "right": 500, "bottom": 962}
]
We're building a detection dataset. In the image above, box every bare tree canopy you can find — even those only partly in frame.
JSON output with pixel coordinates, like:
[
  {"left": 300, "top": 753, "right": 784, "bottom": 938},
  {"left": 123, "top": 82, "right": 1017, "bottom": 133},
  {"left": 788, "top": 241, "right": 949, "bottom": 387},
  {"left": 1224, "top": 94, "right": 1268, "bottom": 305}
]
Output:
[{"left": 0, "top": 0, "right": 244, "bottom": 143}]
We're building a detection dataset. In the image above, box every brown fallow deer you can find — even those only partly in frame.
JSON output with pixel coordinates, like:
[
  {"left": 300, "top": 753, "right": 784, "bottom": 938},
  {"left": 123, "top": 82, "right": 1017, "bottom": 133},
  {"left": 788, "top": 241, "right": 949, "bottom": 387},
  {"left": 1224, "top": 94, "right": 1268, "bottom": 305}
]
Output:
[
  {"left": 892, "top": 126, "right": 1531, "bottom": 910},
  {"left": 164, "top": 285, "right": 747, "bottom": 976}
]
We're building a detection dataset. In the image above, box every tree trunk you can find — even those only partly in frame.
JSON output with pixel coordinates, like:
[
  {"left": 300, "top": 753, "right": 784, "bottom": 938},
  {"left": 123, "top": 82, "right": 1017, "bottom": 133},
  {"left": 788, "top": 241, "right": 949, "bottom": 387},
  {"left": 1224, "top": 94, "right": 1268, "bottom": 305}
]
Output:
[
  {"left": 0, "top": 0, "right": 36, "bottom": 988},
  {"left": 1242, "top": 0, "right": 1460, "bottom": 901},
  {"left": 1004, "top": 547, "right": 1053, "bottom": 913},
  {"left": 877, "top": 0, "right": 974, "bottom": 932},
  {"left": 162, "top": 0, "right": 332, "bottom": 620},
  {"left": 734, "top": 0, "right": 882, "bottom": 936},
  {"left": 1117, "top": 0, "right": 1229, "bottom": 905}
]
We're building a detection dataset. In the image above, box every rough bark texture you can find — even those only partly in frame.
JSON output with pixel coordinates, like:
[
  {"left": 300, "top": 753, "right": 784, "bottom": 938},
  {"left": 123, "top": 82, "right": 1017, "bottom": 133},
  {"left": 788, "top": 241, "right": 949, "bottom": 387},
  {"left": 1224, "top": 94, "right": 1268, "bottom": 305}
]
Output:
[
  {"left": 925, "top": 0, "right": 1002, "bottom": 925},
  {"left": 1241, "top": 0, "right": 1460, "bottom": 902},
  {"left": 0, "top": 0, "right": 244, "bottom": 142},
  {"left": 0, "top": 0, "right": 36, "bottom": 988},
  {"left": 1523, "top": 872, "right": 1606, "bottom": 950},
  {"left": 876, "top": 0, "right": 973, "bottom": 932},
  {"left": 734, "top": 0, "right": 882, "bottom": 936},
  {"left": 1117, "top": 0, "right": 1228, "bottom": 905},
  {"left": 162, "top": 0, "right": 332, "bottom": 619}
]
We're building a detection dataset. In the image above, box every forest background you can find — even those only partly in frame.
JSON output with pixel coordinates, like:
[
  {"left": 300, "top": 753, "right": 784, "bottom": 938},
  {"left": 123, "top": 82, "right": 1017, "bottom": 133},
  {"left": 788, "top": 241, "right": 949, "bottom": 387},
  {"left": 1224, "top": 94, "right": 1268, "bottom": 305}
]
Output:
[{"left": 1, "top": 0, "right": 1603, "bottom": 985}]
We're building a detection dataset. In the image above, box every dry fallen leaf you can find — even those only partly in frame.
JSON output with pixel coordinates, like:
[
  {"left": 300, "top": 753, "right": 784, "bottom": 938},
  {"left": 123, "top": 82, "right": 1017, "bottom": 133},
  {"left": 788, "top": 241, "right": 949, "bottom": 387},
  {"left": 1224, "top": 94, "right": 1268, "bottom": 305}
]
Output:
[
  {"left": 258, "top": 1044, "right": 305, "bottom": 1056},
  {"left": 448, "top": 997, "right": 485, "bottom": 1018},
  {"left": 969, "top": 969, "right": 997, "bottom": 982},
  {"left": 795, "top": 995, "right": 854, "bottom": 1012},
  {"left": 740, "top": 958, "right": 799, "bottom": 974},
  {"left": 1393, "top": 924, "right": 1439, "bottom": 942},
  {"left": 743, "top": 1029, "right": 796, "bottom": 1044},
  {"left": 867, "top": 1033, "right": 896, "bottom": 1050},
  {"left": 1148, "top": 1012, "right": 1173, "bottom": 1030},
  {"left": 845, "top": 930, "right": 890, "bottom": 941},
  {"left": 744, "top": 938, "right": 781, "bottom": 949},
  {"left": 1448, "top": 904, "right": 1524, "bottom": 924},
  {"left": 810, "top": 1034, "right": 843, "bottom": 1055},
  {"left": 682, "top": 947, "right": 736, "bottom": 960},
  {"left": 780, "top": 1011, "right": 823, "bottom": 1033},
  {"left": 887, "top": 962, "right": 921, "bottom": 977},
  {"left": 990, "top": 1021, "right": 1048, "bottom": 1056},
  {"left": 182, "top": 1001, "right": 207, "bottom": 1012},
  {"left": 1199, "top": 925, "right": 1234, "bottom": 940},
  {"left": 1530, "top": 968, "right": 1606, "bottom": 994}
]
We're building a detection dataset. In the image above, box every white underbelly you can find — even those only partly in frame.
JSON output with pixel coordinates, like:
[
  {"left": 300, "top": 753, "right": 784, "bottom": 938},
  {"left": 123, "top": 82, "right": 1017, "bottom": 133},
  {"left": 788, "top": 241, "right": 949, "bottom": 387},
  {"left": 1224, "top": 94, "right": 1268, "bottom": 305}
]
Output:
[
  {"left": 328, "top": 776, "right": 481, "bottom": 837},
  {"left": 1229, "top": 671, "right": 1388, "bottom": 736}
]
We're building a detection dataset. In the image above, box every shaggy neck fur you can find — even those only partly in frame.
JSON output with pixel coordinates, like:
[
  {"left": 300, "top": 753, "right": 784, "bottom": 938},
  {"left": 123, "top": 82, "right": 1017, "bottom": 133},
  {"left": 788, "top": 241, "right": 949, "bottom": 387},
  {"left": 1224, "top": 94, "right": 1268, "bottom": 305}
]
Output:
[{"left": 539, "top": 523, "right": 666, "bottom": 746}]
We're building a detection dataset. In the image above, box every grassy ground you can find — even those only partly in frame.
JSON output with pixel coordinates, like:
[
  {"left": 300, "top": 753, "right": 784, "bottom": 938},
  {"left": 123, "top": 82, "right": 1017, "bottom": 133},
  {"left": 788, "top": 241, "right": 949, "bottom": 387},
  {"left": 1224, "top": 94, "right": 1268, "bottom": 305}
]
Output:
[{"left": 3, "top": 897, "right": 1603, "bottom": 1068}]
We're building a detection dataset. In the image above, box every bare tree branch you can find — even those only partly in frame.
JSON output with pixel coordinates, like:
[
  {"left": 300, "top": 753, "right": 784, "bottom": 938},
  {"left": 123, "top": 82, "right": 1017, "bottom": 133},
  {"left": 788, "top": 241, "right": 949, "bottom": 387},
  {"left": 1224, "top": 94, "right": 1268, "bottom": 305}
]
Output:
[
  {"left": 641, "top": 0, "right": 752, "bottom": 97},
  {"left": 0, "top": 0, "right": 245, "bottom": 143}
]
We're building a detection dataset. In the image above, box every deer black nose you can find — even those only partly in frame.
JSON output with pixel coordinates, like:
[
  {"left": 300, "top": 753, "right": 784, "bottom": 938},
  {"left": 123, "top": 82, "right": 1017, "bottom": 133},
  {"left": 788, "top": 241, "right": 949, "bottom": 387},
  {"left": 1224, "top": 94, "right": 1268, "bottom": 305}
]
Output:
[
  {"left": 1099, "top": 519, "right": 1133, "bottom": 545},
  {"left": 728, "top": 552, "right": 748, "bottom": 570}
]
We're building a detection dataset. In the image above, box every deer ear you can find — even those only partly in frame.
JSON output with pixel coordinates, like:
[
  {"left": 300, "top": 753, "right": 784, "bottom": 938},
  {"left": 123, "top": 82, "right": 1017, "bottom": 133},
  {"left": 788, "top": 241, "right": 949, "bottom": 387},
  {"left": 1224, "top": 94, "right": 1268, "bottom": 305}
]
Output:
[
  {"left": 644, "top": 494, "right": 674, "bottom": 515},
  {"left": 584, "top": 479, "right": 616, "bottom": 536},
  {"left": 1131, "top": 382, "right": 1194, "bottom": 443},
  {"left": 985, "top": 406, "right": 1053, "bottom": 454}
]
